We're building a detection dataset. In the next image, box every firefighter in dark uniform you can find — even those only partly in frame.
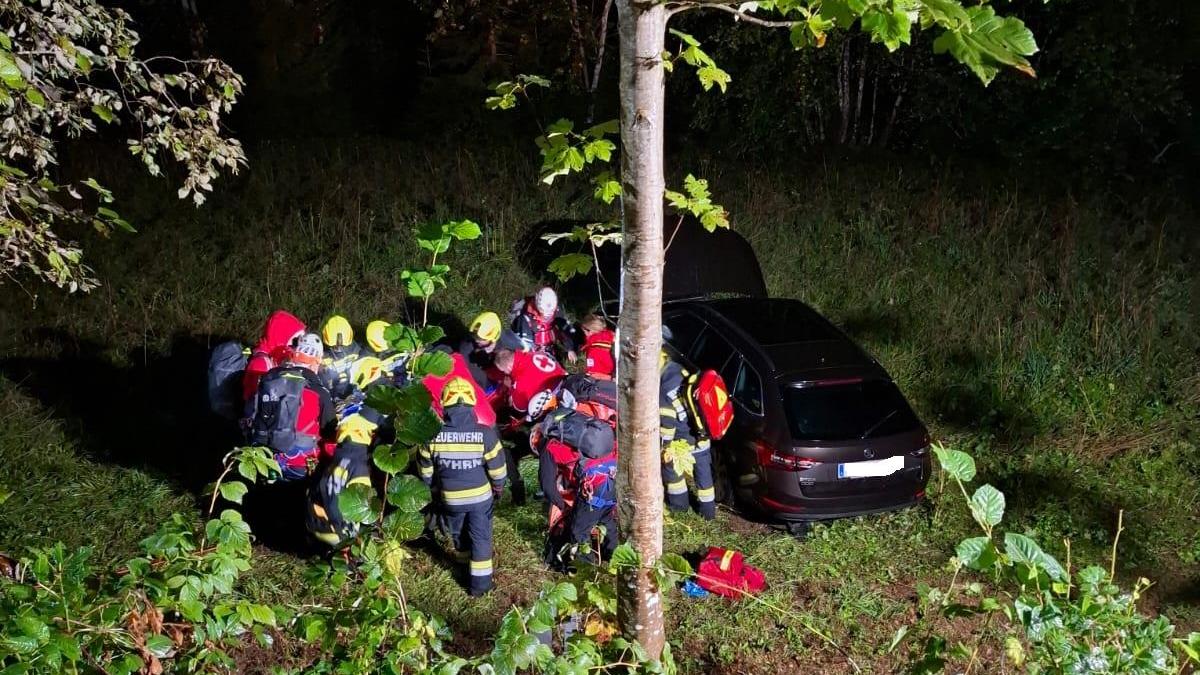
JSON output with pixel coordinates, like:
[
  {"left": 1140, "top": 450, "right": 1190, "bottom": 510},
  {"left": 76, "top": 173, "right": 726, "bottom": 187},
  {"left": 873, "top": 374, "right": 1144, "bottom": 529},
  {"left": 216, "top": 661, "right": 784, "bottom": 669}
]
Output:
[
  {"left": 419, "top": 377, "right": 507, "bottom": 596},
  {"left": 659, "top": 350, "right": 716, "bottom": 520},
  {"left": 319, "top": 314, "right": 362, "bottom": 401},
  {"left": 306, "top": 357, "right": 389, "bottom": 548}
]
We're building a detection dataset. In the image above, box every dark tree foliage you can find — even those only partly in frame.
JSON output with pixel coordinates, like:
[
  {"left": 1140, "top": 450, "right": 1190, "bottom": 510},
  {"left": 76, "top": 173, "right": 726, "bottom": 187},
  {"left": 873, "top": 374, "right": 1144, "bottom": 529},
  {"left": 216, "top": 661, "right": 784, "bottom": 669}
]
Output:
[
  {"left": 671, "top": 0, "right": 1194, "bottom": 183},
  {"left": 116, "top": 0, "right": 1195, "bottom": 185}
]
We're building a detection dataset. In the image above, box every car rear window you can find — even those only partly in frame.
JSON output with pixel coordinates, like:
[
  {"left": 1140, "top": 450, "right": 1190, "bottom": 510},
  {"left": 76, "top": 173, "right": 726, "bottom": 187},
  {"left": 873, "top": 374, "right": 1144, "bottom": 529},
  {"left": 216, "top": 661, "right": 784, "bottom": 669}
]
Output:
[{"left": 783, "top": 380, "right": 920, "bottom": 441}]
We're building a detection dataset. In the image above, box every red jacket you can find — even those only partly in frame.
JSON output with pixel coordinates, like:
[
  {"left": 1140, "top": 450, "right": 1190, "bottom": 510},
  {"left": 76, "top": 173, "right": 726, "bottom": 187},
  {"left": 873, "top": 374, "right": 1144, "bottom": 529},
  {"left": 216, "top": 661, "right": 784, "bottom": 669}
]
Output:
[
  {"left": 583, "top": 329, "right": 616, "bottom": 380},
  {"left": 508, "top": 350, "right": 566, "bottom": 413},
  {"left": 422, "top": 353, "right": 497, "bottom": 426},
  {"left": 242, "top": 310, "right": 306, "bottom": 402}
]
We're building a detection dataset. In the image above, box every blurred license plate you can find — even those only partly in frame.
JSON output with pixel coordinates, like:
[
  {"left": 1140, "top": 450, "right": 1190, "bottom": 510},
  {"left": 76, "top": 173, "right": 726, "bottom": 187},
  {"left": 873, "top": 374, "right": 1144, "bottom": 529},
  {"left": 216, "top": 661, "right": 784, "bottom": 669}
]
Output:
[{"left": 838, "top": 455, "right": 904, "bottom": 479}]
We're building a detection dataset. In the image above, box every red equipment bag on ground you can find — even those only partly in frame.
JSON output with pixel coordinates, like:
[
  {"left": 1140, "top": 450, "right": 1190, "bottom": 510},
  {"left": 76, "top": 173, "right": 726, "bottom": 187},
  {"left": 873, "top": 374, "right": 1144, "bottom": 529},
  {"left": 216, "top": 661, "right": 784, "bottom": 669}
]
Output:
[{"left": 695, "top": 547, "right": 767, "bottom": 598}]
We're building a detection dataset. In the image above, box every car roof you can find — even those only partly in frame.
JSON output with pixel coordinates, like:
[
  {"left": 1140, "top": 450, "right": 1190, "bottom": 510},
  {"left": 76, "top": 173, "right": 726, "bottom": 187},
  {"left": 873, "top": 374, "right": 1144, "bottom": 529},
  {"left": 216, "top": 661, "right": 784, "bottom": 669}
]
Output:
[
  {"left": 672, "top": 297, "right": 884, "bottom": 381},
  {"left": 696, "top": 298, "right": 842, "bottom": 345}
]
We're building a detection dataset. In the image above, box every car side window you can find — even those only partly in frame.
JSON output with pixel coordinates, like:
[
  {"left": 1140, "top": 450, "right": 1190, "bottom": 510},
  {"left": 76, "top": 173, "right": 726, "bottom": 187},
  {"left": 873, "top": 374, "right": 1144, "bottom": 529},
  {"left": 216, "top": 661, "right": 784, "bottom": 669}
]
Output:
[
  {"left": 689, "top": 328, "right": 735, "bottom": 374},
  {"left": 663, "top": 311, "right": 706, "bottom": 356},
  {"left": 732, "top": 360, "right": 764, "bottom": 416}
]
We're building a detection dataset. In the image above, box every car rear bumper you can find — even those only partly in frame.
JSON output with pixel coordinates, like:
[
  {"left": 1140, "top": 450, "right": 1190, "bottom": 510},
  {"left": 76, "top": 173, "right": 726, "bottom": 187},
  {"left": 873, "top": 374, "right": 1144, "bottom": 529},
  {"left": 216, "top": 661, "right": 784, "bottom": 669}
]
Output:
[{"left": 758, "top": 492, "right": 925, "bottom": 522}]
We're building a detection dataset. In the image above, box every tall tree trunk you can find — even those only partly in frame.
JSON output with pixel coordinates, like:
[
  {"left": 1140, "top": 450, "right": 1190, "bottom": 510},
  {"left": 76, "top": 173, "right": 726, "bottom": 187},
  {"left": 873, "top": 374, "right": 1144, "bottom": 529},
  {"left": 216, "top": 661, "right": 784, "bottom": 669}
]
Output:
[
  {"left": 838, "top": 39, "right": 851, "bottom": 145},
  {"left": 587, "top": 0, "right": 616, "bottom": 123},
  {"left": 614, "top": 0, "right": 667, "bottom": 659},
  {"left": 566, "top": 0, "right": 590, "bottom": 87},
  {"left": 866, "top": 70, "right": 879, "bottom": 146},
  {"left": 852, "top": 44, "right": 867, "bottom": 145}
]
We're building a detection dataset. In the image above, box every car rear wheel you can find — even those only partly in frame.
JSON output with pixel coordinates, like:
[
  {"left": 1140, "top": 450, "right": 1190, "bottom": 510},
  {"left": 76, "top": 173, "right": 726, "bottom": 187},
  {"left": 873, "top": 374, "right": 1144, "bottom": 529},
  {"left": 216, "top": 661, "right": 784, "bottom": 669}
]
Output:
[
  {"left": 712, "top": 454, "right": 734, "bottom": 506},
  {"left": 785, "top": 521, "right": 810, "bottom": 539}
]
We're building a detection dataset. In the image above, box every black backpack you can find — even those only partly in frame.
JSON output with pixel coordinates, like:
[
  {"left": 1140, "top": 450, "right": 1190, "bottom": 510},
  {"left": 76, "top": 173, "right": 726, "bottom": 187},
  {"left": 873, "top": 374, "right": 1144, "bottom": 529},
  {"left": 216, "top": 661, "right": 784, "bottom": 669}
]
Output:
[
  {"left": 540, "top": 408, "right": 615, "bottom": 460},
  {"left": 247, "top": 366, "right": 314, "bottom": 452},
  {"left": 560, "top": 373, "right": 617, "bottom": 410},
  {"left": 207, "top": 341, "right": 249, "bottom": 420}
]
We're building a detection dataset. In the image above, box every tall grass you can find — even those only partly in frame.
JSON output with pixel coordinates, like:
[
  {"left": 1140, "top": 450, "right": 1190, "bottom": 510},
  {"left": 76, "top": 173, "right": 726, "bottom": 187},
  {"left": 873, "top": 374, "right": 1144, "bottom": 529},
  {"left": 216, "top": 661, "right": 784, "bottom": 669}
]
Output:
[{"left": 0, "top": 137, "right": 1196, "bottom": 670}]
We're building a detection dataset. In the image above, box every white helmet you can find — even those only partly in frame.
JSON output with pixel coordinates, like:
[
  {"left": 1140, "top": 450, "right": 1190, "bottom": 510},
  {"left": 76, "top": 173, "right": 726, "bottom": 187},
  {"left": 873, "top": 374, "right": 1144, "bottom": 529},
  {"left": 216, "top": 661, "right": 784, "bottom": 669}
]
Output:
[
  {"left": 295, "top": 333, "right": 324, "bottom": 360},
  {"left": 534, "top": 287, "right": 558, "bottom": 318},
  {"left": 527, "top": 389, "right": 557, "bottom": 421}
]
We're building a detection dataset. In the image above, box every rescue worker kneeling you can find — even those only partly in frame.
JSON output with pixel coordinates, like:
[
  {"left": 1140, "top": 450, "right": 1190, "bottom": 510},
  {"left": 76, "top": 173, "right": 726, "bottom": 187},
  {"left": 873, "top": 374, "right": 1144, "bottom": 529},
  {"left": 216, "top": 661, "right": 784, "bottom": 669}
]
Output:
[
  {"left": 306, "top": 357, "right": 390, "bottom": 549},
  {"left": 419, "top": 377, "right": 507, "bottom": 596},
  {"left": 529, "top": 391, "right": 617, "bottom": 570}
]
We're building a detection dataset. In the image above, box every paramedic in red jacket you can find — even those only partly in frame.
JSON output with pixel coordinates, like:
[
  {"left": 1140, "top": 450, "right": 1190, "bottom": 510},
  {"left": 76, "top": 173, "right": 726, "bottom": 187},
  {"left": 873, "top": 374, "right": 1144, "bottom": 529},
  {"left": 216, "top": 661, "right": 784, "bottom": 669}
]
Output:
[
  {"left": 493, "top": 348, "right": 566, "bottom": 414},
  {"left": 490, "top": 348, "right": 564, "bottom": 505},
  {"left": 579, "top": 314, "right": 616, "bottom": 381},
  {"left": 510, "top": 287, "right": 578, "bottom": 362},
  {"left": 242, "top": 310, "right": 307, "bottom": 402}
]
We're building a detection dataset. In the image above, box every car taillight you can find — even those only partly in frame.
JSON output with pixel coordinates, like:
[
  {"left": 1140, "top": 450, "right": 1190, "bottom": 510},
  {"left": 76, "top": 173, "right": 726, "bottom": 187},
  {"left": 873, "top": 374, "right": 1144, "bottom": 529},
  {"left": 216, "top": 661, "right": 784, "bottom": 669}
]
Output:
[{"left": 756, "top": 442, "right": 819, "bottom": 471}]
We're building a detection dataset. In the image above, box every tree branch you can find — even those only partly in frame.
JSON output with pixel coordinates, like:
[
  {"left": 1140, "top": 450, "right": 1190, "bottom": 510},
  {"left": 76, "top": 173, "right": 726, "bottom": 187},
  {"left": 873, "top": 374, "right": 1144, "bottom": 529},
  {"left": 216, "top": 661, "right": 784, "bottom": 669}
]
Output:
[{"left": 667, "top": 1, "right": 802, "bottom": 27}]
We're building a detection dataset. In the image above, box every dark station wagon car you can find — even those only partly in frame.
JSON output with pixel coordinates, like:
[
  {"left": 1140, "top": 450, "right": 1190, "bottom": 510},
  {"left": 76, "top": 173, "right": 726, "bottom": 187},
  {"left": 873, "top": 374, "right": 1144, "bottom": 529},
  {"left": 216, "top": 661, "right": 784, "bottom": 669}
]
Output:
[
  {"left": 662, "top": 298, "right": 931, "bottom": 530},
  {"left": 597, "top": 219, "right": 931, "bottom": 530}
]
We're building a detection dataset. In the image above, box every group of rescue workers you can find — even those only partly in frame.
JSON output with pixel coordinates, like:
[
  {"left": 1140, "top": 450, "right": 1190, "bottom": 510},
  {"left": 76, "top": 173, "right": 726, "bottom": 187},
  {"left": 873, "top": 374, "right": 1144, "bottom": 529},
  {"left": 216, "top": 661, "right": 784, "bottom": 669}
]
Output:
[{"left": 212, "top": 287, "right": 733, "bottom": 597}]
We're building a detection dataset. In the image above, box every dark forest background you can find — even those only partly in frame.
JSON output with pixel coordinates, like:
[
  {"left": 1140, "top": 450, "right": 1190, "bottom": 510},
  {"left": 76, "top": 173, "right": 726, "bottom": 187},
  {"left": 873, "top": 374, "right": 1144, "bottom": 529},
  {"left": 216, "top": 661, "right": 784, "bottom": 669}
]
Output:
[{"left": 118, "top": 0, "right": 1196, "bottom": 191}]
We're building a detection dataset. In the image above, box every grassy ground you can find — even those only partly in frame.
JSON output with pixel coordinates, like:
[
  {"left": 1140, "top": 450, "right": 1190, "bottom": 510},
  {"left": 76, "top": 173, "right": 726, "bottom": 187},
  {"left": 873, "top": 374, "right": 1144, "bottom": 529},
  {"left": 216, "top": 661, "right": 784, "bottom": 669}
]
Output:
[{"left": 0, "top": 137, "right": 1197, "bottom": 672}]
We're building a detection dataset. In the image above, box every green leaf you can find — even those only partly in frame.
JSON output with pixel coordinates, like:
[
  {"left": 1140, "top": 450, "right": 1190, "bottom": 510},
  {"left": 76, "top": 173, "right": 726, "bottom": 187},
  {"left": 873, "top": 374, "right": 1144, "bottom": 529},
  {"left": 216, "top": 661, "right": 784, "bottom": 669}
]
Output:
[
  {"left": 583, "top": 139, "right": 615, "bottom": 163},
  {"left": 218, "top": 480, "right": 248, "bottom": 505},
  {"left": 416, "top": 222, "right": 452, "bottom": 254},
  {"left": 932, "top": 443, "right": 976, "bottom": 482},
  {"left": 969, "top": 484, "right": 1005, "bottom": 528},
  {"left": 610, "top": 543, "right": 640, "bottom": 570},
  {"left": 861, "top": 6, "right": 912, "bottom": 51},
  {"left": 920, "top": 0, "right": 970, "bottom": 30},
  {"left": 373, "top": 443, "right": 411, "bottom": 474},
  {"left": 401, "top": 269, "right": 436, "bottom": 298},
  {"left": 386, "top": 475, "right": 432, "bottom": 512},
  {"left": 145, "top": 634, "right": 173, "bottom": 658},
  {"left": 446, "top": 219, "right": 482, "bottom": 241},
  {"left": 301, "top": 615, "right": 327, "bottom": 643},
  {"left": 410, "top": 351, "right": 453, "bottom": 378},
  {"left": 248, "top": 604, "right": 276, "bottom": 626},
  {"left": 337, "top": 482, "right": 380, "bottom": 525},
  {"left": 418, "top": 326, "right": 446, "bottom": 345},
  {"left": 395, "top": 407, "right": 443, "bottom": 446},
  {"left": 1004, "top": 636, "right": 1025, "bottom": 667},
  {"left": 697, "top": 64, "right": 732, "bottom": 93},
  {"left": 669, "top": 29, "right": 701, "bottom": 47},
  {"left": 699, "top": 207, "right": 729, "bottom": 232},
  {"left": 593, "top": 173, "right": 622, "bottom": 204},
  {"left": 3, "top": 634, "right": 39, "bottom": 654},
  {"left": 657, "top": 552, "right": 693, "bottom": 585},
  {"left": 888, "top": 626, "right": 909, "bottom": 653},
  {"left": 0, "top": 52, "right": 23, "bottom": 88},
  {"left": 583, "top": 119, "right": 619, "bottom": 138},
  {"left": 933, "top": 6, "right": 1038, "bottom": 85},
  {"left": 23, "top": 88, "right": 44, "bottom": 108},
  {"left": 91, "top": 104, "right": 115, "bottom": 123},
  {"left": 366, "top": 382, "right": 432, "bottom": 418},
  {"left": 547, "top": 253, "right": 593, "bottom": 282},
  {"left": 383, "top": 323, "right": 420, "bottom": 353},
  {"left": 1004, "top": 532, "right": 1066, "bottom": 581},
  {"left": 956, "top": 536, "right": 998, "bottom": 571},
  {"left": 383, "top": 510, "right": 426, "bottom": 542},
  {"left": 546, "top": 581, "right": 577, "bottom": 606},
  {"left": 546, "top": 118, "right": 574, "bottom": 137}
]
